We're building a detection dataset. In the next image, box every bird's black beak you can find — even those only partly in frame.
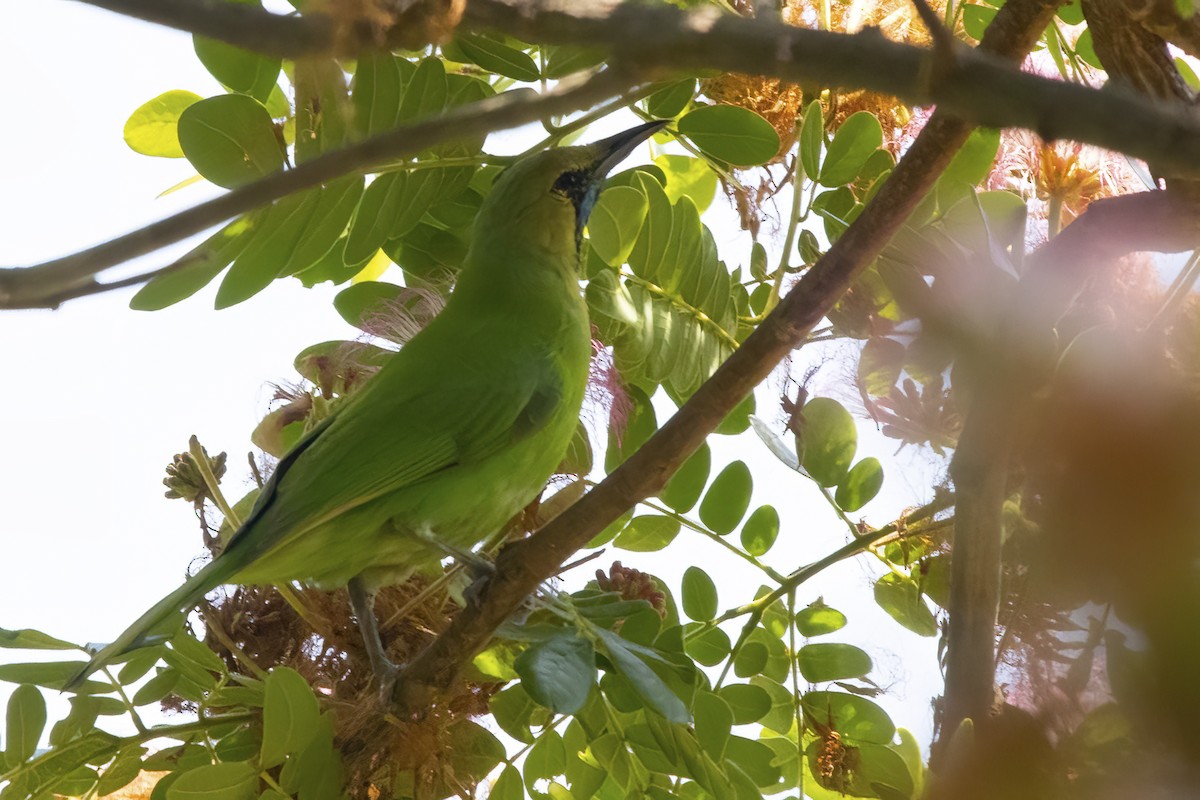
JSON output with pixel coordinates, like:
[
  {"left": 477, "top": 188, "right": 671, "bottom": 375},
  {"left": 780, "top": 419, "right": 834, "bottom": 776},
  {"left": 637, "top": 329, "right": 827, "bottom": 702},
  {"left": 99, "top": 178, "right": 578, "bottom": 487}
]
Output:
[
  {"left": 589, "top": 120, "right": 671, "bottom": 181},
  {"left": 573, "top": 120, "right": 669, "bottom": 235}
]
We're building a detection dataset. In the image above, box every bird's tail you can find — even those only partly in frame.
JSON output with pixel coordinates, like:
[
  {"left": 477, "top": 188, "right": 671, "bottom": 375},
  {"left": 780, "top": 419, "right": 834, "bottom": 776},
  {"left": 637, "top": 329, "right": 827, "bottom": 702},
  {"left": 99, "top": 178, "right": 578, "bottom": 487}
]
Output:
[{"left": 64, "top": 555, "right": 241, "bottom": 691}]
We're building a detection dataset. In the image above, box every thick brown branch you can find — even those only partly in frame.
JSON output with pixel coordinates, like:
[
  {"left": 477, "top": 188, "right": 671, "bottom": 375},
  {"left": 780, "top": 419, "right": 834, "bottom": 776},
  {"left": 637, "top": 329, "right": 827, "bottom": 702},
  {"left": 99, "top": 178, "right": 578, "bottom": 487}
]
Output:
[
  {"left": 74, "top": 0, "right": 1200, "bottom": 178},
  {"left": 0, "top": 69, "right": 637, "bottom": 310},
  {"left": 938, "top": 189, "right": 1200, "bottom": 754},
  {"left": 74, "top": 0, "right": 336, "bottom": 55},
  {"left": 393, "top": 0, "right": 1063, "bottom": 713}
]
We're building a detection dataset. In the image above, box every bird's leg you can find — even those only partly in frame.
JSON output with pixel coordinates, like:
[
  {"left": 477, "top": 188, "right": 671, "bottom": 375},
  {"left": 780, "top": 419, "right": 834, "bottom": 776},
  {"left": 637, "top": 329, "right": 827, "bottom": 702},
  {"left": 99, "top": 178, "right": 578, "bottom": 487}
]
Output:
[
  {"left": 347, "top": 577, "right": 400, "bottom": 701},
  {"left": 412, "top": 528, "right": 495, "bottom": 581}
]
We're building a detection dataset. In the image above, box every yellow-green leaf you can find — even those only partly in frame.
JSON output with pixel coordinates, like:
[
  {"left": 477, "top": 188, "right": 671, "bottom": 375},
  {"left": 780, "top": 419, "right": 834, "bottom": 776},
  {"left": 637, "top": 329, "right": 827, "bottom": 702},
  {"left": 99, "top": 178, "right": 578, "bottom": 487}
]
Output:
[{"left": 124, "top": 90, "right": 202, "bottom": 158}]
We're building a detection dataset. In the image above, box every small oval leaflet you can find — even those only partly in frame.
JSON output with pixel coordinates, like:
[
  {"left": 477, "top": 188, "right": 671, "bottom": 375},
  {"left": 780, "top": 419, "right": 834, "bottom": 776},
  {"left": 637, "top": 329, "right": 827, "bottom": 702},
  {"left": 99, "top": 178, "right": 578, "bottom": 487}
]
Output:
[
  {"left": 699, "top": 460, "right": 753, "bottom": 535},
  {"left": 260, "top": 666, "right": 321, "bottom": 768},
  {"left": 797, "top": 643, "right": 873, "bottom": 683},
  {"left": 740, "top": 504, "right": 780, "bottom": 556},
  {"left": 678, "top": 104, "right": 780, "bottom": 167},
  {"left": 800, "top": 397, "right": 857, "bottom": 487},
  {"left": 514, "top": 633, "right": 596, "bottom": 715},
  {"left": 178, "top": 94, "right": 284, "bottom": 189},
  {"left": 124, "top": 90, "right": 202, "bottom": 158},
  {"left": 681, "top": 566, "right": 719, "bottom": 621},
  {"left": 795, "top": 601, "right": 848, "bottom": 636}
]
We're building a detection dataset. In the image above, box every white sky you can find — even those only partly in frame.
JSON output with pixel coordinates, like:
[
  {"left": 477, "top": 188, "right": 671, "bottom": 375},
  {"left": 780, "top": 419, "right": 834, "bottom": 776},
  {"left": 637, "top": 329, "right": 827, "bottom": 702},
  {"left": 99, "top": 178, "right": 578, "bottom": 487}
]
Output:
[{"left": 0, "top": 0, "right": 944, "bottom": 755}]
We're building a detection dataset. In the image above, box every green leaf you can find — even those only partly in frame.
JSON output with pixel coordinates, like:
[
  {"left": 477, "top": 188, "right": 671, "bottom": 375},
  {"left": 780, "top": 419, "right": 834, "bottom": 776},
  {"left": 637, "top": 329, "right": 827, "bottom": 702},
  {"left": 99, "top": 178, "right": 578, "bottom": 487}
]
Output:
[
  {"left": 130, "top": 216, "right": 255, "bottom": 310},
  {"left": 332, "top": 280, "right": 403, "bottom": 331},
  {"left": 96, "top": 746, "right": 146, "bottom": 796},
  {"left": 614, "top": 515, "right": 680, "bottom": 552},
  {"left": 294, "top": 58, "right": 351, "bottom": 162},
  {"left": 961, "top": 4, "right": 998, "bottom": 40},
  {"left": 352, "top": 54, "right": 405, "bottom": 137},
  {"left": 661, "top": 443, "right": 711, "bottom": 513},
  {"left": 800, "top": 397, "right": 857, "bottom": 487},
  {"left": 800, "top": 100, "right": 823, "bottom": 181},
  {"left": 797, "top": 643, "right": 873, "bottom": 682},
  {"left": 698, "top": 460, "right": 752, "bottom": 535},
  {"left": 6, "top": 685, "right": 46, "bottom": 763},
  {"left": 544, "top": 45, "right": 606, "bottom": 79},
  {"left": 733, "top": 641, "right": 769, "bottom": 678},
  {"left": 717, "top": 391, "right": 756, "bottom": 436},
  {"left": 445, "top": 720, "right": 505, "bottom": 784},
  {"left": 858, "top": 743, "right": 916, "bottom": 798},
  {"left": 588, "top": 185, "right": 649, "bottom": 266},
  {"left": 597, "top": 630, "right": 689, "bottom": 723},
  {"left": 936, "top": 128, "right": 1001, "bottom": 207},
  {"left": 751, "top": 676, "right": 796, "bottom": 735},
  {"left": 655, "top": 154, "right": 718, "bottom": 213},
  {"left": 51, "top": 766, "right": 100, "bottom": 797},
  {"left": 131, "top": 668, "right": 180, "bottom": 706},
  {"left": 647, "top": 79, "right": 697, "bottom": 119},
  {"left": 194, "top": 30, "right": 281, "bottom": 102},
  {"left": 454, "top": 34, "right": 540, "bottom": 81},
  {"left": 678, "top": 104, "right": 779, "bottom": 167},
  {"left": 491, "top": 765, "right": 524, "bottom": 800},
  {"left": 124, "top": 90, "right": 202, "bottom": 158},
  {"left": 489, "top": 684, "right": 540, "bottom": 743},
  {"left": 215, "top": 190, "right": 319, "bottom": 308},
  {"left": 345, "top": 170, "right": 453, "bottom": 265},
  {"left": 859, "top": 337, "right": 905, "bottom": 396},
  {"left": 795, "top": 601, "right": 847, "bottom": 636},
  {"left": 819, "top": 112, "right": 883, "bottom": 187},
  {"left": 802, "top": 691, "right": 896, "bottom": 744},
  {"left": 278, "top": 713, "right": 342, "bottom": 800},
  {"left": 260, "top": 667, "right": 320, "bottom": 768},
  {"left": 718, "top": 683, "right": 771, "bottom": 725},
  {"left": 515, "top": 633, "right": 596, "bottom": 715},
  {"left": 169, "top": 631, "right": 227, "bottom": 677},
  {"left": 1057, "top": 0, "right": 1084, "bottom": 24},
  {"left": 874, "top": 573, "right": 937, "bottom": 636},
  {"left": 835, "top": 457, "right": 884, "bottom": 512},
  {"left": 524, "top": 729, "right": 566, "bottom": 785},
  {"left": 684, "top": 625, "right": 731, "bottom": 667},
  {"left": 168, "top": 761, "right": 259, "bottom": 800},
  {"left": 0, "top": 628, "right": 77, "bottom": 650},
  {"left": 399, "top": 58, "right": 449, "bottom": 123},
  {"left": 740, "top": 505, "right": 780, "bottom": 557},
  {"left": 726, "top": 736, "right": 781, "bottom": 788},
  {"left": 681, "top": 567, "right": 718, "bottom": 621},
  {"left": 586, "top": 269, "right": 639, "bottom": 326},
  {"left": 283, "top": 176, "right": 366, "bottom": 274},
  {"left": 0, "top": 661, "right": 107, "bottom": 693},
  {"left": 178, "top": 94, "right": 284, "bottom": 189},
  {"left": 692, "top": 691, "right": 733, "bottom": 761}
]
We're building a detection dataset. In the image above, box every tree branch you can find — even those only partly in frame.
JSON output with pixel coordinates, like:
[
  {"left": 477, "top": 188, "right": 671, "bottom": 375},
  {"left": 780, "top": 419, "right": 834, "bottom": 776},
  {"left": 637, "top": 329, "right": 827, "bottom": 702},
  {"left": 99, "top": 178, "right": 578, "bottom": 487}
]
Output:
[
  {"left": 392, "top": 0, "right": 1064, "bottom": 713},
  {"left": 0, "top": 68, "right": 639, "bottom": 309},
  {"left": 73, "top": 0, "right": 336, "bottom": 55},
  {"left": 74, "top": 0, "right": 1200, "bottom": 177},
  {"left": 933, "top": 188, "right": 1199, "bottom": 779}
]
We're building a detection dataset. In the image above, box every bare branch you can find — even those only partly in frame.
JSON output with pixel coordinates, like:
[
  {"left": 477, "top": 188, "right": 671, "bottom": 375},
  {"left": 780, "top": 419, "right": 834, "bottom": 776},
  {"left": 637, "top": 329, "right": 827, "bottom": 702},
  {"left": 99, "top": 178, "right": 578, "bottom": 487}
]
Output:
[
  {"left": 73, "top": 0, "right": 336, "bottom": 56},
  {"left": 0, "top": 68, "right": 640, "bottom": 309},
  {"left": 392, "top": 0, "right": 1066, "bottom": 713}
]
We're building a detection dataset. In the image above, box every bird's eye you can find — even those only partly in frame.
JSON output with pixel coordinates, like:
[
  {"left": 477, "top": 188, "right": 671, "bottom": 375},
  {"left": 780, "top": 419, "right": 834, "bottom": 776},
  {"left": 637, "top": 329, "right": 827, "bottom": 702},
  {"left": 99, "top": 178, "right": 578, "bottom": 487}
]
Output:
[{"left": 552, "top": 169, "right": 588, "bottom": 201}]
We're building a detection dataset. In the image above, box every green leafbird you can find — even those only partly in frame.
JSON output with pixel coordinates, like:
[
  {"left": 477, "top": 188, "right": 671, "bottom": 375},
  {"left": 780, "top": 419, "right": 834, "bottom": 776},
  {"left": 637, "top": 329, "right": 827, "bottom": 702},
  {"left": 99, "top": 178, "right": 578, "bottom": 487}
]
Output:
[{"left": 68, "top": 119, "right": 668, "bottom": 691}]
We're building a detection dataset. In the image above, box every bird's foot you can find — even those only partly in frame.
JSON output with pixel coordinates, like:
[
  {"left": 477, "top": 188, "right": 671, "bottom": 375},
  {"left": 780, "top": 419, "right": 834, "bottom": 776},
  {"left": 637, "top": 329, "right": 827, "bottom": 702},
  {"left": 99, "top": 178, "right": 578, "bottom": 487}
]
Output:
[{"left": 463, "top": 569, "right": 495, "bottom": 609}]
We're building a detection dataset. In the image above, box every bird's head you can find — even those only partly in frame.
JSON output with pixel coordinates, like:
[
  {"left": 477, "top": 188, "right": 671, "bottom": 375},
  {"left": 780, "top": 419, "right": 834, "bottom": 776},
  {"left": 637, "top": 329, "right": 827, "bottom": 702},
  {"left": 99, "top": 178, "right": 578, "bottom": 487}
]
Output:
[{"left": 480, "top": 120, "right": 669, "bottom": 253}]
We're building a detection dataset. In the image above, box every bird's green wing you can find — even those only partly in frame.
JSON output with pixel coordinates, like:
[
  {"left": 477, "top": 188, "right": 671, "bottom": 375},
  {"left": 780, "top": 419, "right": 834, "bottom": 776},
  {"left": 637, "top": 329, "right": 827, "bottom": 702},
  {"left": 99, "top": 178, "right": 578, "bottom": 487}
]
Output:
[{"left": 225, "top": 334, "right": 565, "bottom": 562}]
